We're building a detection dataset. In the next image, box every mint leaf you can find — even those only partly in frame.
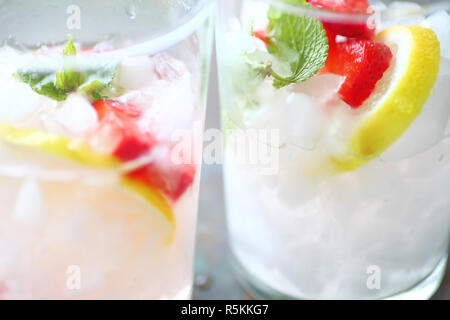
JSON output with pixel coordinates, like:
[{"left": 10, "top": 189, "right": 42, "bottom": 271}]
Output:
[
  {"left": 62, "top": 35, "right": 76, "bottom": 56},
  {"left": 249, "top": 0, "right": 328, "bottom": 88},
  {"left": 36, "top": 81, "right": 68, "bottom": 101},
  {"left": 77, "top": 63, "right": 122, "bottom": 102},
  {"left": 15, "top": 36, "right": 119, "bottom": 102},
  {"left": 56, "top": 35, "right": 84, "bottom": 91},
  {"left": 91, "top": 90, "right": 103, "bottom": 102},
  {"left": 78, "top": 63, "right": 117, "bottom": 98},
  {"left": 14, "top": 70, "right": 68, "bottom": 101}
]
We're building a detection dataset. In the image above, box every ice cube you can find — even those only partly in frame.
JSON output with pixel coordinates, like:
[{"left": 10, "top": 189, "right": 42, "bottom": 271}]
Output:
[
  {"left": 381, "top": 1, "right": 425, "bottom": 28},
  {"left": 0, "top": 80, "right": 40, "bottom": 124},
  {"left": 370, "top": 1, "right": 387, "bottom": 11},
  {"left": 121, "top": 73, "right": 196, "bottom": 141},
  {"left": 246, "top": 90, "right": 327, "bottom": 149},
  {"left": 244, "top": 84, "right": 291, "bottom": 146},
  {"left": 389, "top": 1, "right": 422, "bottom": 10},
  {"left": 153, "top": 53, "right": 187, "bottom": 82},
  {"left": 222, "top": 32, "right": 260, "bottom": 66},
  {"left": 284, "top": 92, "right": 327, "bottom": 149},
  {"left": 241, "top": 0, "right": 269, "bottom": 31},
  {"left": 12, "top": 179, "right": 46, "bottom": 226},
  {"left": 424, "top": 10, "right": 450, "bottom": 60},
  {"left": 115, "top": 56, "right": 157, "bottom": 90},
  {"left": 88, "top": 121, "right": 120, "bottom": 155},
  {"left": 56, "top": 93, "right": 98, "bottom": 136},
  {"left": 292, "top": 74, "right": 344, "bottom": 102}
]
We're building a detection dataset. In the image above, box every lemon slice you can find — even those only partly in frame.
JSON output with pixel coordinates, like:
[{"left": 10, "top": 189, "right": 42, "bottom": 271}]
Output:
[
  {"left": 0, "top": 124, "right": 175, "bottom": 236},
  {"left": 331, "top": 26, "right": 440, "bottom": 172},
  {"left": 0, "top": 124, "right": 119, "bottom": 168},
  {"left": 120, "top": 176, "right": 175, "bottom": 243}
]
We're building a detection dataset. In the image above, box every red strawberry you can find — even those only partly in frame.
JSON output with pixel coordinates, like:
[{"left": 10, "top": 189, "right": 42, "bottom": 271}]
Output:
[
  {"left": 322, "top": 39, "right": 392, "bottom": 108},
  {"left": 253, "top": 30, "right": 268, "bottom": 44},
  {"left": 127, "top": 161, "right": 196, "bottom": 202},
  {"left": 307, "top": 0, "right": 375, "bottom": 39},
  {"left": 324, "top": 27, "right": 337, "bottom": 50},
  {"left": 308, "top": 0, "right": 369, "bottom": 14},
  {"left": 92, "top": 99, "right": 196, "bottom": 201},
  {"left": 93, "top": 99, "right": 155, "bottom": 161}
]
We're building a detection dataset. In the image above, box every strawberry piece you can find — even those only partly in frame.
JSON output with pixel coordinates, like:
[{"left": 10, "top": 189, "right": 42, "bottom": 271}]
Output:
[
  {"left": 324, "top": 26, "right": 337, "bottom": 50},
  {"left": 114, "top": 136, "right": 150, "bottom": 162},
  {"left": 323, "top": 39, "right": 392, "bottom": 108},
  {"left": 127, "top": 162, "right": 196, "bottom": 202},
  {"left": 308, "top": 0, "right": 369, "bottom": 14},
  {"left": 253, "top": 30, "right": 268, "bottom": 44},
  {"left": 93, "top": 99, "right": 141, "bottom": 121},
  {"left": 307, "top": 0, "right": 375, "bottom": 39},
  {"left": 92, "top": 99, "right": 196, "bottom": 201},
  {"left": 93, "top": 99, "right": 154, "bottom": 161}
]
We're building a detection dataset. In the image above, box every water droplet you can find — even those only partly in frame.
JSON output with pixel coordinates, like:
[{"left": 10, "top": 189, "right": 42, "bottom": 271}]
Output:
[
  {"left": 438, "top": 154, "right": 444, "bottom": 163},
  {"left": 126, "top": 4, "right": 137, "bottom": 20},
  {"left": 194, "top": 273, "right": 212, "bottom": 290}
]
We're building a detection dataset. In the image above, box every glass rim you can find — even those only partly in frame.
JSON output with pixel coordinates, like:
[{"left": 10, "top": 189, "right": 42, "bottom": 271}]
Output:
[
  {"left": 99, "top": 0, "right": 215, "bottom": 58},
  {"left": 251, "top": 0, "right": 450, "bottom": 24},
  {"left": 4, "top": 0, "right": 215, "bottom": 59}
]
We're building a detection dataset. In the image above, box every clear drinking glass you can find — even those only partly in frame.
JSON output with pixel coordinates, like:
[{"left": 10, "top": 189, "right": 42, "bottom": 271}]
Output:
[
  {"left": 216, "top": 0, "right": 450, "bottom": 299},
  {"left": 0, "top": 0, "right": 213, "bottom": 299}
]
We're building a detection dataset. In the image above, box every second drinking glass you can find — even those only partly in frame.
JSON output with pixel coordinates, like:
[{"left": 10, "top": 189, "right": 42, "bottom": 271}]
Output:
[{"left": 216, "top": 0, "right": 450, "bottom": 299}]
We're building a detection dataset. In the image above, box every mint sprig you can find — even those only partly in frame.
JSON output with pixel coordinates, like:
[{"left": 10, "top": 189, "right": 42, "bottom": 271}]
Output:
[
  {"left": 15, "top": 71, "right": 68, "bottom": 101},
  {"left": 249, "top": 0, "right": 329, "bottom": 88},
  {"left": 78, "top": 64, "right": 120, "bottom": 101},
  {"left": 15, "top": 36, "right": 118, "bottom": 102},
  {"left": 55, "top": 35, "right": 83, "bottom": 92}
]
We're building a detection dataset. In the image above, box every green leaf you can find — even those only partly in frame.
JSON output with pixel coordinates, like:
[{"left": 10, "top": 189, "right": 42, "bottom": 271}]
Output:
[
  {"left": 56, "top": 35, "right": 84, "bottom": 92},
  {"left": 77, "top": 63, "right": 120, "bottom": 102},
  {"left": 91, "top": 90, "right": 103, "bottom": 102},
  {"left": 14, "top": 71, "right": 68, "bottom": 101},
  {"left": 248, "top": 0, "right": 328, "bottom": 88},
  {"left": 78, "top": 64, "right": 116, "bottom": 94},
  {"left": 15, "top": 35, "right": 119, "bottom": 102},
  {"left": 62, "top": 35, "right": 76, "bottom": 56},
  {"left": 37, "top": 81, "right": 68, "bottom": 101}
]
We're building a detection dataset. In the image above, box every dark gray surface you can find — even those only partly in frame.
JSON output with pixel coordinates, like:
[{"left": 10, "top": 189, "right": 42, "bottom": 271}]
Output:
[{"left": 193, "top": 54, "right": 450, "bottom": 300}]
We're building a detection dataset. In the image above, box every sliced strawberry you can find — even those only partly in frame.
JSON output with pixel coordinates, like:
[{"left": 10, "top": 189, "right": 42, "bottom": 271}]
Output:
[
  {"left": 127, "top": 161, "right": 196, "bottom": 202},
  {"left": 307, "top": 0, "right": 375, "bottom": 39},
  {"left": 324, "top": 26, "right": 337, "bottom": 50},
  {"left": 253, "top": 30, "right": 268, "bottom": 44},
  {"left": 114, "top": 136, "right": 151, "bottom": 162},
  {"left": 92, "top": 99, "right": 155, "bottom": 161},
  {"left": 93, "top": 99, "right": 141, "bottom": 121},
  {"left": 308, "top": 0, "right": 369, "bottom": 14},
  {"left": 92, "top": 99, "right": 196, "bottom": 201},
  {"left": 323, "top": 39, "right": 392, "bottom": 108}
]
